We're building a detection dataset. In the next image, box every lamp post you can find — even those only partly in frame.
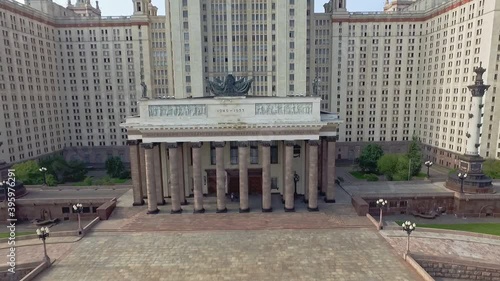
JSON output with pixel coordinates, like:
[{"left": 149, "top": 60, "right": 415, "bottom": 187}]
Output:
[
  {"left": 401, "top": 221, "right": 416, "bottom": 259},
  {"left": 39, "top": 167, "right": 47, "bottom": 186},
  {"left": 376, "top": 199, "right": 387, "bottom": 229},
  {"left": 424, "top": 161, "right": 433, "bottom": 178},
  {"left": 72, "top": 203, "right": 83, "bottom": 235},
  {"left": 458, "top": 172, "right": 468, "bottom": 194},
  {"left": 293, "top": 172, "right": 300, "bottom": 197},
  {"left": 36, "top": 227, "right": 50, "bottom": 264}
]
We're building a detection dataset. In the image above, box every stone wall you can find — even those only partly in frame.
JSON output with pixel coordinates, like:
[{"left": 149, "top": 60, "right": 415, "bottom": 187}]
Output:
[
  {"left": 63, "top": 146, "right": 129, "bottom": 169},
  {"left": 336, "top": 141, "right": 409, "bottom": 161},
  {"left": 364, "top": 195, "right": 455, "bottom": 216},
  {"left": 0, "top": 261, "right": 39, "bottom": 281},
  {"left": 414, "top": 254, "right": 500, "bottom": 280}
]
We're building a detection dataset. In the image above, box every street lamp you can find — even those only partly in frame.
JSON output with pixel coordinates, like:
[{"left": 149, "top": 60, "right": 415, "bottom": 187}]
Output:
[
  {"left": 36, "top": 227, "right": 50, "bottom": 264},
  {"left": 458, "top": 172, "right": 468, "bottom": 194},
  {"left": 401, "top": 221, "right": 416, "bottom": 258},
  {"left": 72, "top": 203, "right": 84, "bottom": 235},
  {"left": 376, "top": 199, "right": 387, "bottom": 229},
  {"left": 39, "top": 167, "right": 47, "bottom": 186},
  {"left": 424, "top": 161, "right": 433, "bottom": 178}
]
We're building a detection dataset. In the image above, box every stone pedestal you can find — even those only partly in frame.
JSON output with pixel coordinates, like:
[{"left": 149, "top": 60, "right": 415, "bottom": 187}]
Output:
[
  {"left": 142, "top": 143, "right": 159, "bottom": 214},
  {"left": 238, "top": 142, "right": 249, "bottom": 213},
  {"left": 215, "top": 142, "right": 227, "bottom": 213},
  {"left": 284, "top": 141, "right": 295, "bottom": 212},
  {"left": 445, "top": 155, "right": 493, "bottom": 193},
  {"left": 192, "top": 142, "right": 205, "bottom": 213},
  {"left": 167, "top": 143, "right": 182, "bottom": 214},
  {"left": 261, "top": 141, "right": 272, "bottom": 212}
]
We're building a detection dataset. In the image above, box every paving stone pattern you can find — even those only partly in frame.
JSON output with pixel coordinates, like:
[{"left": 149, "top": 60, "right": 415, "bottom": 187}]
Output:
[{"left": 37, "top": 229, "right": 422, "bottom": 281}]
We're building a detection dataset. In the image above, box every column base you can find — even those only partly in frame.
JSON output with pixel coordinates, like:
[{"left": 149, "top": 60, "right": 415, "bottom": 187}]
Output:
[
  {"left": 239, "top": 208, "right": 250, "bottom": 213},
  {"left": 284, "top": 207, "right": 295, "bottom": 212},
  {"left": 216, "top": 207, "right": 228, "bottom": 213},
  {"left": 262, "top": 207, "right": 273, "bottom": 213},
  {"left": 132, "top": 200, "right": 145, "bottom": 206},
  {"left": 307, "top": 206, "right": 319, "bottom": 212},
  {"left": 181, "top": 200, "right": 189, "bottom": 205},
  {"left": 193, "top": 208, "right": 205, "bottom": 214},
  {"left": 170, "top": 209, "right": 183, "bottom": 214},
  {"left": 147, "top": 208, "right": 160, "bottom": 214},
  {"left": 157, "top": 199, "right": 166, "bottom": 205},
  {"left": 324, "top": 198, "right": 336, "bottom": 203}
]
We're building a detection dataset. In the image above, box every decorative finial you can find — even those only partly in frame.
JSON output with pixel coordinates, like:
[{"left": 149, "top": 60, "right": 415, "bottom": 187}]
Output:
[
  {"left": 67, "top": 0, "right": 72, "bottom": 6},
  {"left": 96, "top": 0, "right": 100, "bottom": 10}
]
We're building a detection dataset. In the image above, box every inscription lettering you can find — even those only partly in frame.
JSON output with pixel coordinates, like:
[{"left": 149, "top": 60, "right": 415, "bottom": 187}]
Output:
[
  {"left": 216, "top": 108, "right": 245, "bottom": 113},
  {"left": 143, "top": 130, "right": 318, "bottom": 138},
  {"left": 255, "top": 103, "right": 313, "bottom": 115},
  {"left": 148, "top": 105, "right": 207, "bottom": 117}
]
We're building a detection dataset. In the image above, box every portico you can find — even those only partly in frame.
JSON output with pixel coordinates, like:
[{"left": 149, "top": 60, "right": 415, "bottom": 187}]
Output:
[{"left": 121, "top": 95, "right": 342, "bottom": 214}]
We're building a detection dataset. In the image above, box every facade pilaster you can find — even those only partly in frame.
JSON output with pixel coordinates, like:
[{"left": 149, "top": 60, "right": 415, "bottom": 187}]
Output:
[
  {"left": 142, "top": 143, "right": 159, "bottom": 214},
  {"left": 284, "top": 140, "right": 295, "bottom": 212},
  {"left": 167, "top": 143, "right": 182, "bottom": 213},
  {"left": 191, "top": 142, "right": 205, "bottom": 213},
  {"left": 261, "top": 141, "right": 272, "bottom": 212},
  {"left": 214, "top": 141, "right": 227, "bottom": 213},
  {"left": 238, "top": 141, "right": 249, "bottom": 213},
  {"left": 127, "top": 140, "right": 144, "bottom": 206},
  {"left": 325, "top": 136, "right": 336, "bottom": 203},
  {"left": 308, "top": 140, "right": 320, "bottom": 211}
]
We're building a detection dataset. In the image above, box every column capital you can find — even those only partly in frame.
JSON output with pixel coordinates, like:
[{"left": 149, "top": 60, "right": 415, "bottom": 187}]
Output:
[
  {"left": 261, "top": 141, "right": 272, "bottom": 147},
  {"left": 284, "top": 140, "right": 295, "bottom": 147},
  {"left": 325, "top": 136, "right": 338, "bottom": 142},
  {"left": 308, "top": 140, "right": 320, "bottom": 146},
  {"left": 165, "top": 142, "right": 178, "bottom": 149},
  {"left": 191, "top": 142, "right": 203, "bottom": 148},
  {"left": 238, "top": 141, "right": 249, "bottom": 147},
  {"left": 126, "top": 140, "right": 140, "bottom": 146},
  {"left": 213, "top": 141, "right": 225, "bottom": 148},
  {"left": 141, "top": 143, "right": 154, "bottom": 149}
]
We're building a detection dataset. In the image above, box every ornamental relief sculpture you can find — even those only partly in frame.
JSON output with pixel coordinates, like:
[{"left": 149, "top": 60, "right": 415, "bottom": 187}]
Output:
[
  {"left": 148, "top": 105, "right": 207, "bottom": 117},
  {"left": 255, "top": 103, "right": 313, "bottom": 115}
]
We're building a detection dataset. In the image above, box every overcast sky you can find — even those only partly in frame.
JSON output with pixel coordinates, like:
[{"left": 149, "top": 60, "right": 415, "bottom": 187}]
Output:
[{"left": 16, "top": 0, "right": 385, "bottom": 16}]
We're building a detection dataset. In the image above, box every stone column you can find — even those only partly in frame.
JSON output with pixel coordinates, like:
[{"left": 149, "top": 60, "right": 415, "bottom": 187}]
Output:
[
  {"left": 325, "top": 136, "right": 336, "bottom": 203},
  {"left": 142, "top": 143, "right": 159, "bottom": 214},
  {"left": 191, "top": 142, "right": 205, "bottom": 213},
  {"left": 308, "top": 140, "right": 320, "bottom": 211},
  {"left": 321, "top": 138, "right": 328, "bottom": 196},
  {"left": 304, "top": 142, "right": 309, "bottom": 203},
  {"left": 128, "top": 140, "right": 144, "bottom": 206},
  {"left": 167, "top": 143, "right": 182, "bottom": 214},
  {"left": 139, "top": 144, "right": 147, "bottom": 198},
  {"left": 284, "top": 141, "right": 295, "bottom": 212},
  {"left": 261, "top": 141, "right": 272, "bottom": 212},
  {"left": 215, "top": 142, "right": 227, "bottom": 213},
  {"left": 153, "top": 143, "right": 165, "bottom": 205},
  {"left": 178, "top": 143, "right": 187, "bottom": 205},
  {"left": 238, "top": 142, "right": 249, "bottom": 213},
  {"left": 317, "top": 139, "right": 323, "bottom": 193}
]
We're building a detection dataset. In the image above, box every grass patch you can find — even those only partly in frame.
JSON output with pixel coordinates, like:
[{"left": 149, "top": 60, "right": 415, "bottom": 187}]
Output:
[
  {"left": 414, "top": 172, "right": 427, "bottom": 179},
  {"left": 394, "top": 221, "right": 500, "bottom": 236},
  {"left": 0, "top": 232, "right": 33, "bottom": 238},
  {"left": 350, "top": 171, "right": 367, "bottom": 179},
  {"left": 72, "top": 176, "right": 129, "bottom": 186}
]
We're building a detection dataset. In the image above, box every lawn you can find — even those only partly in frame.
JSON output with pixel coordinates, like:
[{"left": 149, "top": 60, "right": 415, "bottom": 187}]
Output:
[
  {"left": 394, "top": 221, "right": 500, "bottom": 236},
  {"left": 350, "top": 171, "right": 367, "bottom": 179},
  {"left": 72, "top": 176, "right": 129, "bottom": 186},
  {"left": 0, "top": 232, "right": 33, "bottom": 238}
]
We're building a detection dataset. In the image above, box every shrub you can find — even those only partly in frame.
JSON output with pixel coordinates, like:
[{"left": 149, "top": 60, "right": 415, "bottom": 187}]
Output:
[{"left": 365, "top": 173, "right": 379, "bottom": 181}]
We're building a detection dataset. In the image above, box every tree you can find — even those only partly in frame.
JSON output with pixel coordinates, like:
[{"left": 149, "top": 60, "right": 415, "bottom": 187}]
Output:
[
  {"left": 11, "top": 160, "right": 43, "bottom": 185},
  {"left": 105, "top": 156, "right": 126, "bottom": 178},
  {"left": 407, "top": 136, "right": 423, "bottom": 177},
  {"left": 377, "top": 154, "right": 399, "bottom": 181},
  {"left": 359, "top": 144, "right": 384, "bottom": 173},
  {"left": 483, "top": 160, "right": 500, "bottom": 179}
]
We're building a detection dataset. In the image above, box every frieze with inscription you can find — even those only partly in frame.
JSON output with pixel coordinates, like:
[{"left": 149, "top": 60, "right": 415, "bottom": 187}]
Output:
[
  {"left": 143, "top": 129, "right": 318, "bottom": 138},
  {"left": 255, "top": 103, "right": 313, "bottom": 115},
  {"left": 148, "top": 105, "right": 207, "bottom": 117}
]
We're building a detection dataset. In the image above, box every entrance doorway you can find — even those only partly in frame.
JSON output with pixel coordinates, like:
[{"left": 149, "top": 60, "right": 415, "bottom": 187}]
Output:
[{"left": 206, "top": 168, "right": 263, "bottom": 195}]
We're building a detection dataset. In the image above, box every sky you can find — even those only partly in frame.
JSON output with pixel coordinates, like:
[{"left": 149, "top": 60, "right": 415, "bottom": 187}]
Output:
[{"left": 16, "top": 0, "right": 386, "bottom": 16}]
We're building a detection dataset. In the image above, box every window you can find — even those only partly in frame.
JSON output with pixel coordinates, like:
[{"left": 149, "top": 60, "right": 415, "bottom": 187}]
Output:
[
  {"left": 271, "top": 141, "right": 279, "bottom": 164},
  {"left": 271, "top": 177, "right": 278, "bottom": 190},
  {"left": 230, "top": 142, "right": 238, "bottom": 165},
  {"left": 250, "top": 142, "right": 259, "bottom": 164}
]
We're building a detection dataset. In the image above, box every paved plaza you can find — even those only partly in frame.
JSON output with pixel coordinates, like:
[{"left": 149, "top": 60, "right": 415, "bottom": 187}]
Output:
[{"left": 37, "top": 229, "right": 422, "bottom": 281}]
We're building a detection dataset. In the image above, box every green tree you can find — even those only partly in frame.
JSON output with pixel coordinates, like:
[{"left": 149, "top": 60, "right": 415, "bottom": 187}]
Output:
[
  {"left": 483, "top": 160, "right": 500, "bottom": 179},
  {"left": 64, "top": 159, "right": 87, "bottom": 182},
  {"left": 377, "top": 154, "right": 399, "bottom": 181},
  {"left": 358, "top": 144, "right": 384, "bottom": 173},
  {"left": 407, "top": 136, "right": 423, "bottom": 176},
  {"left": 393, "top": 155, "right": 410, "bottom": 181},
  {"left": 105, "top": 156, "right": 126, "bottom": 178},
  {"left": 11, "top": 160, "right": 43, "bottom": 185}
]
